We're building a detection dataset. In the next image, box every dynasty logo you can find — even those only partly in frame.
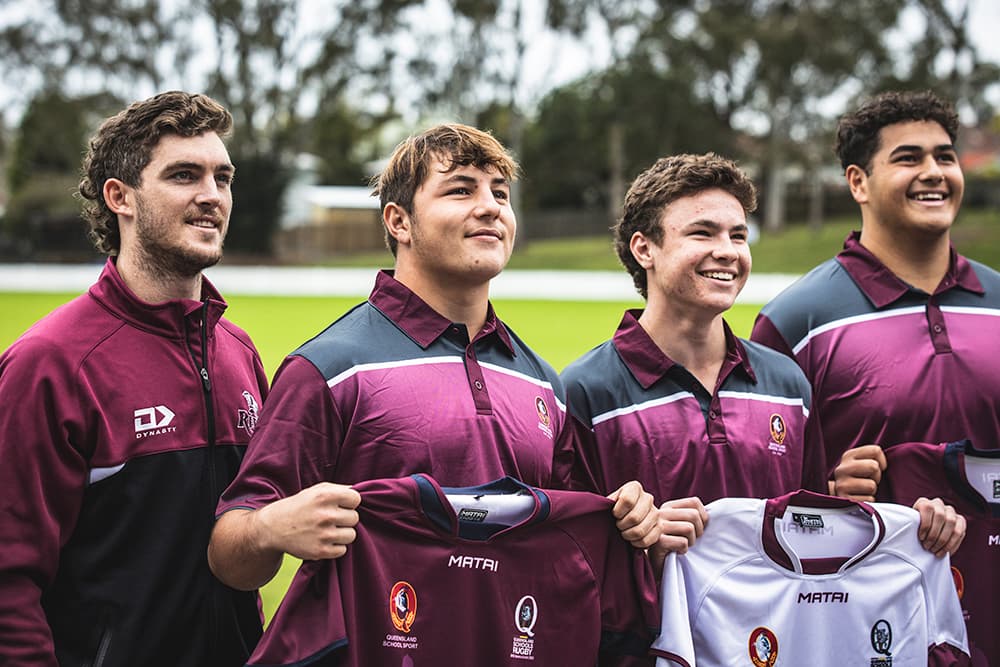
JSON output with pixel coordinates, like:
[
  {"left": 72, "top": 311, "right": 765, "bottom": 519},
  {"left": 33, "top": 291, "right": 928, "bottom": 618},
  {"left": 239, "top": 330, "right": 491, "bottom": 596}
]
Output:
[{"left": 134, "top": 405, "right": 176, "bottom": 439}]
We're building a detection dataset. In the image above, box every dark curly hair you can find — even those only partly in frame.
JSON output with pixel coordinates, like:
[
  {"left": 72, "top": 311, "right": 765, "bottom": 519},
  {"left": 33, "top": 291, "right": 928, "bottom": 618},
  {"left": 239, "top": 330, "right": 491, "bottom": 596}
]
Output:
[
  {"left": 615, "top": 153, "right": 757, "bottom": 299},
  {"left": 78, "top": 91, "right": 232, "bottom": 255},
  {"left": 370, "top": 124, "right": 520, "bottom": 257},
  {"left": 834, "top": 90, "right": 959, "bottom": 173}
]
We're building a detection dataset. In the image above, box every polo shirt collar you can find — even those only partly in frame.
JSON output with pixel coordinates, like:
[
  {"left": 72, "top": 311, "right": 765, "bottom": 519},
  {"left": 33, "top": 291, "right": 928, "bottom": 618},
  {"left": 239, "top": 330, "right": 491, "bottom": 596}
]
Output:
[
  {"left": 837, "top": 231, "right": 984, "bottom": 308},
  {"left": 369, "top": 270, "right": 515, "bottom": 354},
  {"left": 611, "top": 308, "right": 756, "bottom": 390}
]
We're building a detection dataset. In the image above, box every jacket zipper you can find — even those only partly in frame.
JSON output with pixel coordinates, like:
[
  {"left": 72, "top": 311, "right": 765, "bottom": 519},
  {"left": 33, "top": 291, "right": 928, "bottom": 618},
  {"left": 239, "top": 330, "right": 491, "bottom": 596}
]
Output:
[{"left": 189, "top": 301, "right": 220, "bottom": 660}]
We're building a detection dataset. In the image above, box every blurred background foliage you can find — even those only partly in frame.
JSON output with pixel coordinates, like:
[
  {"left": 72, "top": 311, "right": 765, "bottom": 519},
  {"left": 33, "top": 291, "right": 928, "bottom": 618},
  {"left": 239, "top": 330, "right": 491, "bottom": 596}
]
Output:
[{"left": 1, "top": 0, "right": 998, "bottom": 264}]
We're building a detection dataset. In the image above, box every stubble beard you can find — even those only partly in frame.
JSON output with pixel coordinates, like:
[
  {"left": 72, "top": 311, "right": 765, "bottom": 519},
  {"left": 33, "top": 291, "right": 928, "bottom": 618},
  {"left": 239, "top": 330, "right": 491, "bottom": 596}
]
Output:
[{"left": 133, "top": 194, "right": 225, "bottom": 281}]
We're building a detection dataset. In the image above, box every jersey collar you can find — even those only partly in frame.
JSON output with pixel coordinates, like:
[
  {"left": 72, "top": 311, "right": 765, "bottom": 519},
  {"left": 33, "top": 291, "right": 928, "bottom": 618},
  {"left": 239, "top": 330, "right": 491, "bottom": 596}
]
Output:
[
  {"left": 836, "top": 231, "right": 984, "bottom": 308},
  {"left": 611, "top": 309, "right": 756, "bottom": 389},
  {"left": 369, "top": 270, "right": 515, "bottom": 354},
  {"left": 761, "top": 490, "right": 884, "bottom": 575}
]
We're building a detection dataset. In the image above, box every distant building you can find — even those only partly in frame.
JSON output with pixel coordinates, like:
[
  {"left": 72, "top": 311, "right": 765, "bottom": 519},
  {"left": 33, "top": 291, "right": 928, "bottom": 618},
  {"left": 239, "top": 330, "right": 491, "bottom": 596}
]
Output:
[{"left": 274, "top": 155, "right": 385, "bottom": 263}]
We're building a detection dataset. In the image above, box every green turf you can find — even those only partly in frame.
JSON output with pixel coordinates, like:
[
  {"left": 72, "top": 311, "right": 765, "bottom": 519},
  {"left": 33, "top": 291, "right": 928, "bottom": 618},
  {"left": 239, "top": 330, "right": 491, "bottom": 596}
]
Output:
[{"left": 2, "top": 290, "right": 761, "bottom": 620}]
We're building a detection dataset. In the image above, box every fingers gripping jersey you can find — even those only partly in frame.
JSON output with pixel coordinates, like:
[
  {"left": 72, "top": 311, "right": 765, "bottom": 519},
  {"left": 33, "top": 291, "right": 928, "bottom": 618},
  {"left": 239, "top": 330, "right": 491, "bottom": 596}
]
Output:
[
  {"left": 653, "top": 492, "right": 970, "bottom": 667},
  {"left": 250, "top": 475, "right": 659, "bottom": 666}
]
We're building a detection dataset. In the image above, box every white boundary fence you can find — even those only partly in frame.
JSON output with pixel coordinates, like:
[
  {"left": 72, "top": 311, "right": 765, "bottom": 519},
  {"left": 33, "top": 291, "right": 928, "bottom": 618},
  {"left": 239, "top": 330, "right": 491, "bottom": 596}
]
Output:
[{"left": 0, "top": 264, "right": 799, "bottom": 304}]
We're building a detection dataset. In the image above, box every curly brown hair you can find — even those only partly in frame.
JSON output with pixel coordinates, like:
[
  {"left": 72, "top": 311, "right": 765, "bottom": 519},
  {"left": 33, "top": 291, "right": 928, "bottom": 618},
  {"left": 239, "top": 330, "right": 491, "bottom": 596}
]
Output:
[
  {"left": 615, "top": 153, "right": 757, "bottom": 299},
  {"left": 834, "top": 90, "right": 959, "bottom": 173},
  {"left": 370, "top": 124, "right": 520, "bottom": 257},
  {"left": 78, "top": 91, "right": 232, "bottom": 255}
]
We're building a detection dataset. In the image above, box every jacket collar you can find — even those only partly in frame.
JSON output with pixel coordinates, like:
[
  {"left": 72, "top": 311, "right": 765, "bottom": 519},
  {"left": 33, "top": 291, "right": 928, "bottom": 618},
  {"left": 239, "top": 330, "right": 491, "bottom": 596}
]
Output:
[{"left": 88, "top": 257, "right": 227, "bottom": 338}]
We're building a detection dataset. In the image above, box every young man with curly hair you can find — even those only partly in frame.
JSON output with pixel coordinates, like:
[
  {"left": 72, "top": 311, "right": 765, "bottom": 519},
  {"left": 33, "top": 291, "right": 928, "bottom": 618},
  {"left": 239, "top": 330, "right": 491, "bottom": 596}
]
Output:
[{"left": 0, "top": 91, "right": 267, "bottom": 665}]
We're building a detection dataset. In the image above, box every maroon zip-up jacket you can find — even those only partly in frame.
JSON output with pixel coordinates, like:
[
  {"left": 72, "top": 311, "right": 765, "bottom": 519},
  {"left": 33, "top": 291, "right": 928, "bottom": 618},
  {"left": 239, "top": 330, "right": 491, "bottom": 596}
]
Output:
[{"left": 0, "top": 259, "right": 268, "bottom": 666}]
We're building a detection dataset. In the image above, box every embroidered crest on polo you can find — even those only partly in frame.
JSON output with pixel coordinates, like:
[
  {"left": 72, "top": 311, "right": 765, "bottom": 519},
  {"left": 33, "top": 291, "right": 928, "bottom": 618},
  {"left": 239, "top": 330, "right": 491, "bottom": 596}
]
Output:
[
  {"left": 133, "top": 405, "right": 176, "bottom": 439},
  {"left": 748, "top": 626, "right": 778, "bottom": 667},
  {"left": 237, "top": 390, "right": 259, "bottom": 435},
  {"left": 511, "top": 594, "right": 538, "bottom": 660},
  {"left": 534, "top": 396, "right": 553, "bottom": 439},
  {"left": 767, "top": 413, "right": 788, "bottom": 456}
]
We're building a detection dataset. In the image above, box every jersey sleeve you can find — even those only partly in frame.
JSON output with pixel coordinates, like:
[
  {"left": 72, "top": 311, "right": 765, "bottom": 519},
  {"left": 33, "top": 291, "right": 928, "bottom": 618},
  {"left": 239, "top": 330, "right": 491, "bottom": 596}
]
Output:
[
  {"left": 217, "top": 355, "right": 345, "bottom": 514},
  {"left": 750, "top": 312, "right": 797, "bottom": 360},
  {"left": 0, "top": 340, "right": 89, "bottom": 664},
  {"left": 924, "top": 551, "right": 970, "bottom": 664},
  {"left": 650, "top": 553, "right": 694, "bottom": 667},
  {"left": 595, "top": 523, "right": 661, "bottom": 666}
]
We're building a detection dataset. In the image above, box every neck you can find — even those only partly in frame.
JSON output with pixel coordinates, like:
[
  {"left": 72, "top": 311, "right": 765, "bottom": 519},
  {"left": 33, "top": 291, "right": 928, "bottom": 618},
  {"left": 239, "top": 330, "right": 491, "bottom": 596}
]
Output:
[
  {"left": 115, "top": 251, "right": 204, "bottom": 303},
  {"left": 639, "top": 297, "right": 728, "bottom": 392},
  {"left": 393, "top": 266, "right": 491, "bottom": 339},
  {"left": 859, "top": 221, "right": 951, "bottom": 294}
]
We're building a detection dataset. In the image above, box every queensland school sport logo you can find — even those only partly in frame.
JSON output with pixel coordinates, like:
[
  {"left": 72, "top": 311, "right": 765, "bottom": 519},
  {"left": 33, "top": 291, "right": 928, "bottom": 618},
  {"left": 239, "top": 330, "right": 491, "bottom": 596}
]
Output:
[
  {"left": 389, "top": 581, "right": 417, "bottom": 633},
  {"left": 767, "top": 413, "right": 787, "bottom": 456},
  {"left": 534, "top": 396, "right": 553, "bottom": 439},
  {"left": 748, "top": 627, "right": 778, "bottom": 667}
]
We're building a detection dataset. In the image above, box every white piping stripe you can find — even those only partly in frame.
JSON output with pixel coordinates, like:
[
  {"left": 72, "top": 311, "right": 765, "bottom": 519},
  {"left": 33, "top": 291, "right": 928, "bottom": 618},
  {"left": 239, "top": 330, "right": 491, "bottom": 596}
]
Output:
[
  {"left": 791, "top": 307, "right": 924, "bottom": 355},
  {"left": 88, "top": 464, "right": 126, "bottom": 485},
  {"left": 592, "top": 391, "right": 693, "bottom": 426},
  {"left": 327, "top": 356, "right": 463, "bottom": 389},
  {"left": 940, "top": 306, "right": 1000, "bottom": 317},
  {"left": 480, "top": 361, "right": 565, "bottom": 412},
  {"left": 717, "top": 390, "right": 809, "bottom": 416},
  {"left": 325, "top": 356, "right": 565, "bottom": 411}
]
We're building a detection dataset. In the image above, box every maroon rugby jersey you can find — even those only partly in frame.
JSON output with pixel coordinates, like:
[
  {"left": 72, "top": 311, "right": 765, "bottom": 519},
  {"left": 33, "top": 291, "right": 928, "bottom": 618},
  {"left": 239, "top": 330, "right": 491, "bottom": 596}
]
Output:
[
  {"left": 878, "top": 440, "right": 1000, "bottom": 667},
  {"left": 249, "top": 475, "right": 658, "bottom": 666}
]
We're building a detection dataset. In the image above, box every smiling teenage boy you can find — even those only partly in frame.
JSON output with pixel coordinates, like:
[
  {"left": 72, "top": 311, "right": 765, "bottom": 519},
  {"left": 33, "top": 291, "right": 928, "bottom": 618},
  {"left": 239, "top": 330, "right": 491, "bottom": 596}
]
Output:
[
  {"left": 751, "top": 91, "right": 1000, "bottom": 513},
  {"left": 561, "top": 153, "right": 825, "bottom": 556}
]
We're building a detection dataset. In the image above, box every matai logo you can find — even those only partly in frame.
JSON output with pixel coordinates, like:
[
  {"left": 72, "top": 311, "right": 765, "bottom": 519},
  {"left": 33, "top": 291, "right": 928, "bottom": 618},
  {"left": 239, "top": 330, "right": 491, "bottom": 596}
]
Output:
[
  {"left": 134, "top": 405, "right": 176, "bottom": 439},
  {"left": 237, "top": 390, "right": 259, "bottom": 435}
]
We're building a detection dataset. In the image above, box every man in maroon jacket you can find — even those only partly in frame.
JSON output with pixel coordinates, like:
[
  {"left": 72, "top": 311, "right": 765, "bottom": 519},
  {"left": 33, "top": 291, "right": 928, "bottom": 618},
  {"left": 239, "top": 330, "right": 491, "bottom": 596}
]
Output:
[{"left": 0, "top": 92, "right": 268, "bottom": 666}]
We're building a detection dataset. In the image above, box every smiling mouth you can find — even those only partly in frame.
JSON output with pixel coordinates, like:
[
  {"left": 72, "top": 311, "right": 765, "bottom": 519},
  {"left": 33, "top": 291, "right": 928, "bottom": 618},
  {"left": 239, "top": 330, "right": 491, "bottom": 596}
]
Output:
[
  {"left": 701, "top": 271, "right": 735, "bottom": 281},
  {"left": 909, "top": 192, "right": 947, "bottom": 201},
  {"left": 187, "top": 218, "right": 220, "bottom": 229}
]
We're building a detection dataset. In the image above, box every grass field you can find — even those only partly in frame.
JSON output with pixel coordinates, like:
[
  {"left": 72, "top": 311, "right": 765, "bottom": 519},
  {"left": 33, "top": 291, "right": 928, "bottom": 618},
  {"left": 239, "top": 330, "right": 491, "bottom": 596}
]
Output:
[{"left": 2, "top": 289, "right": 761, "bottom": 619}]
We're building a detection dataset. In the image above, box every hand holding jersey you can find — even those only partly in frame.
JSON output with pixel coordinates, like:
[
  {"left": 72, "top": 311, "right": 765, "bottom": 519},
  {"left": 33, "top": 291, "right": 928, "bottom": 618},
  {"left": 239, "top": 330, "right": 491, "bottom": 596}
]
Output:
[
  {"left": 833, "top": 444, "right": 966, "bottom": 556},
  {"left": 608, "top": 480, "right": 662, "bottom": 549},
  {"left": 209, "top": 483, "right": 362, "bottom": 591}
]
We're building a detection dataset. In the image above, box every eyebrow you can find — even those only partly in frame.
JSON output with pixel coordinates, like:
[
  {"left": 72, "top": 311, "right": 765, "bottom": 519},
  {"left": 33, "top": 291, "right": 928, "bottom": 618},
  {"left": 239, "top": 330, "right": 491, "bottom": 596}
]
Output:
[
  {"left": 440, "top": 173, "right": 509, "bottom": 188},
  {"left": 889, "top": 143, "right": 957, "bottom": 156},
  {"left": 685, "top": 219, "right": 748, "bottom": 232},
  {"left": 161, "top": 160, "right": 236, "bottom": 174}
]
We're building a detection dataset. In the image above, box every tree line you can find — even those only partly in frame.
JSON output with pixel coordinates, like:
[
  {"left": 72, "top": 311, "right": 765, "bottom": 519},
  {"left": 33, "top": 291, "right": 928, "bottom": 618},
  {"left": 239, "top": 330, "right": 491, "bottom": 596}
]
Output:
[{"left": 2, "top": 0, "right": 997, "bottom": 258}]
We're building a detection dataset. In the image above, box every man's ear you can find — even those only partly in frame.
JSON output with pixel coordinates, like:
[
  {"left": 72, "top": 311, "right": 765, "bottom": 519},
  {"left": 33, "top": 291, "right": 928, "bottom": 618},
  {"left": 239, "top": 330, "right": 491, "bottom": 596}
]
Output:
[
  {"left": 629, "top": 231, "right": 655, "bottom": 270},
  {"left": 103, "top": 178, "right": 134, "bottom": 217},
  {"left": 383, "top": 202, "right": 412, "bottom": 248},
  {"left": 845, "top": 165, "right": 869, "bottom": 205}
]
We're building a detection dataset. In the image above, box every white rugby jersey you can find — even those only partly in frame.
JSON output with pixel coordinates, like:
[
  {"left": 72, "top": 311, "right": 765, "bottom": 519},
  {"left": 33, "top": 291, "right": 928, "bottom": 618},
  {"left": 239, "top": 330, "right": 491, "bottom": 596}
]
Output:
[{"left": 652, "top": 491, "right": 970, "bottom": 667}]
